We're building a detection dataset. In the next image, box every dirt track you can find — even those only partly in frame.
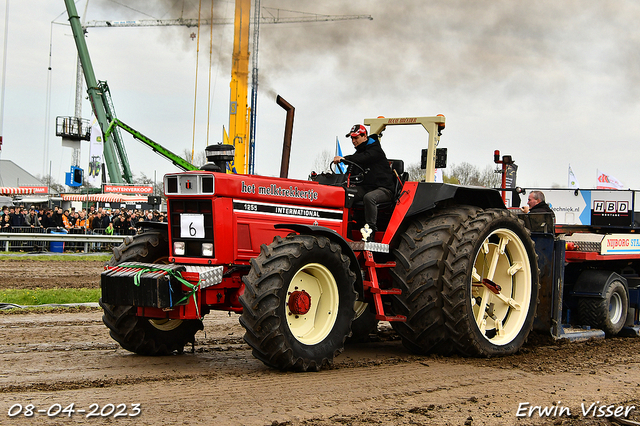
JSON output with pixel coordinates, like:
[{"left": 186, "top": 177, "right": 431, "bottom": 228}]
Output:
[
  {"left": 2, "top": 259, "right": 640, "bottom": 425},
  {"left": 0, "top": 259, "right": 105, "bottom": 290}
]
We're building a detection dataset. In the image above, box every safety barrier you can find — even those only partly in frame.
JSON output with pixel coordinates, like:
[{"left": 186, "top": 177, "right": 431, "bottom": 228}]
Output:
[{"left": 0, "top": 227, "right": 128, "bottom": 253}]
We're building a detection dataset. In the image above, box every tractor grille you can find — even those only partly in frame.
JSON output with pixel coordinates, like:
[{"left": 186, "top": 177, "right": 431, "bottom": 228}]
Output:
[{"left": 169, "top": 199, "right": 214, "bottom": 258}]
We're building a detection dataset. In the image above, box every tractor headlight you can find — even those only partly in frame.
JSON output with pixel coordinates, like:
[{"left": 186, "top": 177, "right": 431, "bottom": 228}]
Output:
[
  {"left": 174, "top": 241, "right": 185, "bottom": 256},
  {"left": 201, "top": 243, "right": 214, "bottom": 257}
]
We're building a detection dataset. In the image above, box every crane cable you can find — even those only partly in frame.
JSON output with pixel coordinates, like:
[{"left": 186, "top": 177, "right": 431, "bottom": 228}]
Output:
[
  {"left": 205, "top": 0, "right": 214, "bottom": 145},
  {"left": 190, "top": 0, "right": 203, "bottom": 164}
]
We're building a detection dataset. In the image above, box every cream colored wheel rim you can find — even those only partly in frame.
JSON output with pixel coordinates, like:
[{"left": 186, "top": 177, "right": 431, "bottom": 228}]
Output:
[
  {"left": 144, "top": 254, "right": 181, "bottom": 331},
  {"left": 471, "top": 228, "right": 531, "bottom": 346},
  {"left": 286, "top": 263, "right": 339, "bottom": 345},
  {"left": 148, "top": 318, "right": 183, "bottom": 331},
  {"left": 353, "top": 301, "right": 369, "bottom": 320}
]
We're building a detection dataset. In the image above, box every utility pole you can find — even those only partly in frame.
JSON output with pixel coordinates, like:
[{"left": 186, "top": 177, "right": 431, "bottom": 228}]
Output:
[{"left": 0, "top": 0, "right": 9, "bottom": 165}]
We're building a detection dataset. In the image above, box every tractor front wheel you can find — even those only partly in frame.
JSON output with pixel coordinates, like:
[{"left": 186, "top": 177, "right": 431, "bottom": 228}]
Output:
[{"left": 239, "top": 234, "right": 357, "bottom": 371}]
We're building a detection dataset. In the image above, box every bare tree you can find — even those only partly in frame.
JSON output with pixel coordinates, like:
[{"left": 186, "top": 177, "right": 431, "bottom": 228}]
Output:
[
  {"left": 406, "top": 163, "right": 424, "bottom": 182},
  {"left": 479, "top": 165, "right": 503, "bottom": 188},
  {"left": 35, "top": 174, "right": 65, "bottom": 195},
  {"left": 133, "top": 172, "right": 163, "bottom": 197},
  {"left": 312, "top": 149, "right": 335, "bottom": 174},
  {"left": 394, "top": 162, "right": 460, "bottom": 183},
  {"left": 448, "top": 162, "right": 501, "bottom": 187},
  {"left": 181, "top": 148, "right": 207, "bottom": 168}
]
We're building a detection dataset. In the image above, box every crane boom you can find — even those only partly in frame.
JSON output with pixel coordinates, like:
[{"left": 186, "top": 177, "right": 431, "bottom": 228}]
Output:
[{"left": 83, "top": 12, "right": 373, "bottom": 28}]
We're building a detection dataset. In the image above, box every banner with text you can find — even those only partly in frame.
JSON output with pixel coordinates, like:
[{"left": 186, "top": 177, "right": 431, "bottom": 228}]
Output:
[{"left": 103, "top": 184, "right": 153, "bottom": 194}]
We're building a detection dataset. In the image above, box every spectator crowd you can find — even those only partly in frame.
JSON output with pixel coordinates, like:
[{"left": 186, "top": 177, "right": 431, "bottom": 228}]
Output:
[{"left": 0, "top": 204, "right": 166, "bottom": 235}]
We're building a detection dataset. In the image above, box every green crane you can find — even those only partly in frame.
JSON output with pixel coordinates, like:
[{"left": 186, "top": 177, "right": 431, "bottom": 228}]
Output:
[{"left": 61, "top": 0, "right": 198, "bottom": 184}]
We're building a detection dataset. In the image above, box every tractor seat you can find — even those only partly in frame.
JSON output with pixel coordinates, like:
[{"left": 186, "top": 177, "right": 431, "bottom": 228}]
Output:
[
  {"left": 381, "top": 159, "right": 408, "bottom": 207},
  {"left": 352, "top": 159, "right": 408, "bottom": 209},
  {"left": 348, "top": 159, "right": 407, "bottom": 238}
]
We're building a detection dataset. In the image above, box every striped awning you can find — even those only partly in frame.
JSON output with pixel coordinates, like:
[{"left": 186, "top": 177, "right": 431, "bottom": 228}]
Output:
[
  {"left": 62, "top": 194, "right": 149, "bottom": 203},
  {"left": 0, "top": 187, "right": 35, "bottom": 195}
]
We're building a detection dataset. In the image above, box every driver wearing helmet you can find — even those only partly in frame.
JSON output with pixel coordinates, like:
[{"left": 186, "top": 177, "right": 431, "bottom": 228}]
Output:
[{"left": 333, "top": 124, "right": 396, "bottom": 233}]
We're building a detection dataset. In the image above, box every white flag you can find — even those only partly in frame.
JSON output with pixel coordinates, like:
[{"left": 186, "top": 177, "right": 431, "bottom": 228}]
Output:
[
  {"left": 568, "top": 164, "right": 579, "bottom": 188},
  {"left": 434, "top": 168, "right": 443, "bottom": 183},
  {"left": 87, "top": 117, "right": 104, "bottom": 186},
  {"left": 596, "top": 169, "right": 624, "bottom": 190}
]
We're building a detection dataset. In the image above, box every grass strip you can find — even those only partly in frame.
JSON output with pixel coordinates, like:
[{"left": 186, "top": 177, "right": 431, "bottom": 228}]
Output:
[{"left": 0, "top": 288, "right": 101, "bottom": 305}]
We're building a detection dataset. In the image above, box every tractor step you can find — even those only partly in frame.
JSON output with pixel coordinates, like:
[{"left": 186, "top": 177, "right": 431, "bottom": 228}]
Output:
[
  {"left": 368, "top": 287, "right": 402, "bottom": 295},
  {"left": 375, "top": 313, "right": 407, "bottom": 322},
  {"left": 360, "top": 251, "right": 405, "bottom": 323},
  {"left": 348, "top": 241, "right": 390, "bottom": 253}
]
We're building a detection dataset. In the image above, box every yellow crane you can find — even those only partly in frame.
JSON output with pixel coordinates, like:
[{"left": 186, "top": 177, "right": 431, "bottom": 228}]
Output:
[
  {"left": 82, "top": 3, "right": 373, "bottom": 175},
  {"left": 226, "top": 0, "right": 251, "bottom": 175}
]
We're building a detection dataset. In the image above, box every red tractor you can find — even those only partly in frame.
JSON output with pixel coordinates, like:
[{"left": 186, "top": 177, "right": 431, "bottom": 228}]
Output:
[{"left": 100, "top": 116, "right": 539, "bottom": 371}]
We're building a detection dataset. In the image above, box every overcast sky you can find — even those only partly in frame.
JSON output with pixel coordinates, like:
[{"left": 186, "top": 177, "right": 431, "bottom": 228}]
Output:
[{"left": 0, "top": 0, "right": 639, "bottom": 191}]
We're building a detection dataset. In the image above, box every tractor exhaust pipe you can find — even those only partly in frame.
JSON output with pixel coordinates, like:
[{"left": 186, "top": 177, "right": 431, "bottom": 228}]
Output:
[{"left": 277, "top": 95, "right": 294, "bottom": 178}]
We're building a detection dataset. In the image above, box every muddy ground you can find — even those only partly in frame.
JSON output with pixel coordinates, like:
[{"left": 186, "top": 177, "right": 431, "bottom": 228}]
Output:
[
  {"left": 0, "top": 258, "right": 106, "bottom": 290},
  {"left": 2, "top": 259, "right": 640, "bottom": 425}
]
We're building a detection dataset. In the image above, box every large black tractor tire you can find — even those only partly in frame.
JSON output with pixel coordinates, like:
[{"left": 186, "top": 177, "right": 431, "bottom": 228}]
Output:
[
  {"left": 389, "top": 206, "right": 480, "bottom": 355},
  {"left": 100, "top": 230, "right": 203, "bottom": 356},
  {"left": 442, "top": 209, "right": 539, "bottom": 357},
  {"left": 578, "top": 279, "right": 628, "bottom": 336},
  {"left": 239, "top": 234, "right": 357, "bottom": 371}
]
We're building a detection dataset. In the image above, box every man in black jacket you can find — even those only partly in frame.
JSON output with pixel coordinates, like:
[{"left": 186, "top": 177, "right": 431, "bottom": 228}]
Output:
[
  {"left": 333, "top": 124, "right": 396, "bottom": 233},
  {"left": 521, "top": 190, "right": 552, "bottom": 213},
  {"left": 52, "top": 206, "right": 64, "bottom": 228}
]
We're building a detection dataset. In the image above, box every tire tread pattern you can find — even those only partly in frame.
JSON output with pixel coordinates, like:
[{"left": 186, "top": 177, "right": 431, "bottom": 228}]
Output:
[
  {"left": 389, "top": 206, "right": 481, "bottom": 355},
  {"left": 442, "top": 209, "right": 539, "bottom": 357},
  {"left": 239, "top": 235, "right": 356, "bottom": 372},
  {"left": 578, "top": 280, "right": 628, "bottom": 336}
]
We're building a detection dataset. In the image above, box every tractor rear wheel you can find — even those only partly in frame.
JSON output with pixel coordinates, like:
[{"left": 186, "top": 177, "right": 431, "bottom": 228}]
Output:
[
  {"left": 442, "top": 209, "right": 539, "bottom": 357},
  {"left": 239, "top": 234, "right": 357, "bottom": 371},
  {"left": 100, "top": 230, "right": 203, "bottom": 355},
  {"left": 389, "top": 207, "right": 480, "bottom": 355}
]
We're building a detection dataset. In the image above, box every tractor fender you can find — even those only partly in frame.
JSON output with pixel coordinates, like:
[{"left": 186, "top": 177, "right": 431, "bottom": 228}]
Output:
[
  {"left": 136, "top": 221, "right": 169, "bottom": 232},
  {"left": 382, "top": 182, "right": 507, "bottom": 245},
  {"left": 405, "top": 183, "right": 506, "bottom": 218},
  {"left": 571, "top": 270, "right": 628, "bottom": 299},
  {"left": 274, "top": 224, "right": 364, "bottom": 297}
]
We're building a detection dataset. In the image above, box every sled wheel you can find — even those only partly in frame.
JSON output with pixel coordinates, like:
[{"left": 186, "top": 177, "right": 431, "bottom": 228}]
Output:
[
  {"left": 443, "top": 209, "right": 539, "bottom": 356},
  {"left": 101, "top": 230, "right": 203, "bottom": 355},
  {"left": 239, "top": 234, "right": 357, "bottom": 371},
  {"left": 579, "top": 278, "right": 628, "bottom": 336}
]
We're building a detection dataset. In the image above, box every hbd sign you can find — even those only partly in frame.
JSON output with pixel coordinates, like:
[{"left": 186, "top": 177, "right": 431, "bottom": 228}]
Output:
[
  {"left": 593, "top": 200, "right": 629, "bottom": 214},
  {"left": 592, "top": 194, "right": 632, "bottom": 227}
]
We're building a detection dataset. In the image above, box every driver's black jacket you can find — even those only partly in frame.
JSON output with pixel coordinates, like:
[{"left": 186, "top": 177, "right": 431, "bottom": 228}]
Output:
[{"left": 343, "top": 135, "right": 395, "bottom": 193}]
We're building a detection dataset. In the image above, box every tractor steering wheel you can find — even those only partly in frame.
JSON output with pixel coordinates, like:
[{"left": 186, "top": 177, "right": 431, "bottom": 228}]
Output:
[{"left": 330, "top": 159, "right": 365, "bottom": 184}]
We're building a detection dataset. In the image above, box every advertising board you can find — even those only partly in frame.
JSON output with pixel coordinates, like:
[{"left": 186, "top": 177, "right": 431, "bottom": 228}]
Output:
[{"left": 526, "top": 189, "right": 635, "bottom": 227}]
